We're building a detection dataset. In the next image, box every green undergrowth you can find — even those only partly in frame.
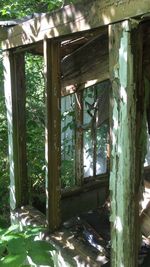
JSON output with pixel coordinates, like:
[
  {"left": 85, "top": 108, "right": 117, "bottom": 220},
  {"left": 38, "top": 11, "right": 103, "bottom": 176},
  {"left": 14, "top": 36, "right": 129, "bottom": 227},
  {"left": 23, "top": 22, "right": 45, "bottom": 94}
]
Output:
[{"left": 0, "top": 224, "right": 55, "bottom": 267}]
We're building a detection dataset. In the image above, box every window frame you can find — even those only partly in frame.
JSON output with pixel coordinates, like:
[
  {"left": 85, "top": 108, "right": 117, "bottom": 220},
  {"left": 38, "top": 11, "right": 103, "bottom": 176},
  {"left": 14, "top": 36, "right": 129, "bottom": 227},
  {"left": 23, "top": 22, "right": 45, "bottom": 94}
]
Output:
[{"left": 61, "top": 80, "right": 110, "bottom": 191}]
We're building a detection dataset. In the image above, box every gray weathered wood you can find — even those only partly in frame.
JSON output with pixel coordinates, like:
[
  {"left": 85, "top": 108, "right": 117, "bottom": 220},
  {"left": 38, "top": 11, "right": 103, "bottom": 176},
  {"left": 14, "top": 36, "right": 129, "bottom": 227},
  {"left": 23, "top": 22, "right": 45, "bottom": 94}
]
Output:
[
  {"left": 109, "top": 20, "right": 147, "bottom": 267},
  {"left": 2, "top": 0, "right": 150, "bottom": 49},
  {"left": 3, "top": 51, "right": 28, "bottom": 210},
  {"left": 44, "top": 39, "right": 61, "bottom": 231},
  {"left": 0, "top": 27, "right": 8, "bottom": 41},
  {"left": 143, "top": 22, "right": 150, "bottom": 82},
  {"left": 75, "top": 91, "right": 83, "bottom": 185},
  {"left": 61, "top": 32, "right": 109, "bottom": 88}
]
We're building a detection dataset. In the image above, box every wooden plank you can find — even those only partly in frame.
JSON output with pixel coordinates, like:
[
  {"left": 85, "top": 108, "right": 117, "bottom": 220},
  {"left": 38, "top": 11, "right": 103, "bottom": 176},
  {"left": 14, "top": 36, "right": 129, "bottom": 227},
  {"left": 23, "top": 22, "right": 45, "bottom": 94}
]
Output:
[
  {"left": 61, "top": 31, "right": 109, "bottom": 88},
  {"left": 44, "top": 39, "right": 61, "bottom": 231},
  {"left": 75, "top": 91, "right": 83, "bottom": 185},
  {"left": 3, "top": 51, "right": 28, "bottom": 210},
  {"left": 109, "top": 21, "right": 146, "bottom": 267},
  {"left": 0, "top": 27, "right": 8, "bottom": 41},
  {"left": 2, "top": 0, "right": 150, "bottom": 49},
  {"left": 143, "top": 21, "right": 150, "bottom": 80},
  {"left": 61, "top": 176, "right": 108, "bottom": 198}
]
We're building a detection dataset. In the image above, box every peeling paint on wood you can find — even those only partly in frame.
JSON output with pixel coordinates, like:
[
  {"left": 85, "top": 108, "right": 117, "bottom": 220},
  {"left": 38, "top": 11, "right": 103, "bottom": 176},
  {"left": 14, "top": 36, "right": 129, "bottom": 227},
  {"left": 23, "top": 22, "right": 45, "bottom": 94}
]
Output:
[{"left": 109, "top": 20, "right": 147, "bottom": 267}]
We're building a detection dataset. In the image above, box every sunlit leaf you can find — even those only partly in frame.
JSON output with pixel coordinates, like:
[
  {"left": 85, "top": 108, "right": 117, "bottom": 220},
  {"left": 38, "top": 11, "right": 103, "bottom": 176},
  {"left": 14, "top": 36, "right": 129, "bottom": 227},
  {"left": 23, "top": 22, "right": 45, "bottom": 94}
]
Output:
[
  {"left": 27, "top": 240, "right": 55, "bottom": 252},
  {"left": 3, "top": 225, "right": 19, "bottom": 235},
  {"left": 28, "top": 250, "right": 54, "bottom": 266},
  {"left": 0, "top": 253, "right": 26, "bottom": 267},
  {"left": 7, "top": 237, "right": 26, "bottom": 255}
]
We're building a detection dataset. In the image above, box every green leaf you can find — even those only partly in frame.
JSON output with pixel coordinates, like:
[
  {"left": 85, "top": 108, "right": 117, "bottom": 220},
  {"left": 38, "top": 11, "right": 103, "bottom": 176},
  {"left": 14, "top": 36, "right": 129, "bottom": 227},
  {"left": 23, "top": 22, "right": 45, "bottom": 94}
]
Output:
[
  {"left": 62, "top": 124, "right": 69, "bottom": 132},
  {"left": 3, "top": 225, "right": 20, "bottom": 236},
  {"left": 29, "top": 240, "right": 55, "bottom": 252},
  {"left": 24, "top": 226, "right": 45, "bottom": 237},
  {"left": 0, "top": 228, "right": 7, "bottom": 235},
  {"left": 0, "top": 245, "right": 6, "bottom": 257},
  {"left": 0, "top": 253, "right": 26, "bottom": 267},
  {"left": 7, "top": 237, "right": 26, "bottom": 255},
  {"left": 28, "top": 250, "right": 54, "bottom": 266},
  {"left": 1, "top": 233, "right": 22, "bottom": 242}
]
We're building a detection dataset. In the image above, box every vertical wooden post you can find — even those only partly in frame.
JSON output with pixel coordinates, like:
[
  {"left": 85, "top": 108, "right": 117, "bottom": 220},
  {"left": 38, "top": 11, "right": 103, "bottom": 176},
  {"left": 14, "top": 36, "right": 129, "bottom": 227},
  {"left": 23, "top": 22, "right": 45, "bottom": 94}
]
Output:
[
  {"left": 44, "top": 39, "right": 61, "bottom": 231},
  {"left": 109, "top": 21, "right": 146, "bottom": 267},
  {"left": 3, "top": 50, "right": 28, "bottom": 211},
  {"left": 75, "top": 91, "right": 83, "bottom": 185}
]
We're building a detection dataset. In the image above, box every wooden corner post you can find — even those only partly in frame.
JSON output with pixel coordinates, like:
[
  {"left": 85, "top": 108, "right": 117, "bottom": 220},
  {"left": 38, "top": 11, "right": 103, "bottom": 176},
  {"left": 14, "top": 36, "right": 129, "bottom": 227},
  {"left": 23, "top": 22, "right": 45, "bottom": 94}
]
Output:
[
  {"left": 3, "top": 50, "right": 28, "bottom": 211},
  {"left": 109, "top": 20, "right": 146, "bottom": 267},
  {"left": 44, "top": 39, "right": 61, "bottom": 231}
]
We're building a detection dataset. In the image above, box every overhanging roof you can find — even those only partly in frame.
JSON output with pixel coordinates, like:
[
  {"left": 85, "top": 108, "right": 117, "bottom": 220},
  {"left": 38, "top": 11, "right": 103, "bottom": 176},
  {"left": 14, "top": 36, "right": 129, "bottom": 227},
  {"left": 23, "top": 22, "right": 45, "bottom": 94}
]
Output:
[{"left": 1, "top": 0, "right": 150, "bottom": 50}]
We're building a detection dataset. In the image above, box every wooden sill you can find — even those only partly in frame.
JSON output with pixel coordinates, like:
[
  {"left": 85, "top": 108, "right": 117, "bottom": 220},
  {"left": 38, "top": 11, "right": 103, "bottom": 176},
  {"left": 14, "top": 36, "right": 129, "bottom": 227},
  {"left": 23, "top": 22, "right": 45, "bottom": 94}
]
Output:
[{"left": 61, "top": 174, "right": 109, "bottom": 198}]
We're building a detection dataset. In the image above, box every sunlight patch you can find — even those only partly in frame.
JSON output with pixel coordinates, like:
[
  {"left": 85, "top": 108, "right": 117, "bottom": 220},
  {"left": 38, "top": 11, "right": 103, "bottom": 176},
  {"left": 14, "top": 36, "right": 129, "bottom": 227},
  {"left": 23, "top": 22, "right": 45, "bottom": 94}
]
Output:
[{"left": 114, "top": 216, "right": 123, "bottom": 232}]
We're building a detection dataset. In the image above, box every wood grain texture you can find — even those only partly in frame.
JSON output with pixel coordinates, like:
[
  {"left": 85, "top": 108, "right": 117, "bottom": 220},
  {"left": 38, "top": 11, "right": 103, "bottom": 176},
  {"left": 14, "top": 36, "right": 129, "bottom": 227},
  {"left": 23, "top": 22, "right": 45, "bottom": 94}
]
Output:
[
  {"left": 3, "top": 51, "right": 28, "bottom": 209},
  {"left": 61, "top": 31, "right": 109, "bottom": 88},
  {"left": 75, "top": 91, "right": 83, "bottom": 186},
  {"left": 2, "top": 0, "right": 150, "bottom": 49},
  {"left": 44, "top": 39, "right": 61, "bottom": 231},
  {"left": 109, "top": 20, "right": 146, "bottom": 267}
]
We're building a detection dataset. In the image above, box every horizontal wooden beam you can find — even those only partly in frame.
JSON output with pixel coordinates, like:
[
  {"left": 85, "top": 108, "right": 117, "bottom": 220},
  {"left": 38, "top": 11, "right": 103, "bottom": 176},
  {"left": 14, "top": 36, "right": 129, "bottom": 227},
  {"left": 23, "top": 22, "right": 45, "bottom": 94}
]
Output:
[
  {"left": 61, "top": 176, "right": 109, "bottom": 198},
  {"left": 2, "top": 0, "right": 150, "bottom": 49},
  {"left": 0, "top": 27, "right": 8, "bottom": 41}
]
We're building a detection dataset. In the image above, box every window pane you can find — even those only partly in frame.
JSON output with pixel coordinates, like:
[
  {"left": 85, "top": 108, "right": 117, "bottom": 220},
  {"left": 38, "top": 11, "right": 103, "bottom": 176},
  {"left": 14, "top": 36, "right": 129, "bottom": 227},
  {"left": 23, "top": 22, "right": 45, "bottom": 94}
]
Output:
[
  {"left": 83, "top": 87, "right": 95, "bottom": 124},
  {"left": 61, "top": 94, "right": 75, "bottom": 188},
  {"left": 83, "top": 129, "right": 93, "bottom": 177},
  {"left": 95, "top": 81, "right": 109, "bottom": 175},
  {"left": 96, "top": 123, "right": 109, "bottom": 175},
  {"left": 83, "top": 81, "right": 109, "bottom": 178},
  {"left": 83, "top": 88, "right": 95, "bottom": 177}
]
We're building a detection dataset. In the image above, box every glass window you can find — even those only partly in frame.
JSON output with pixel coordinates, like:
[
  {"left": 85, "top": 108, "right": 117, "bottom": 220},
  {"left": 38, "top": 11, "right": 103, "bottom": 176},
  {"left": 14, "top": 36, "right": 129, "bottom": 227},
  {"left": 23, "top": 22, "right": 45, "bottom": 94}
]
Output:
[
  {"left": 61, "top": 80, "right": 110, "bottom": 188},
  {"left": 61, "top": 94, "right": 76, "bottom": 188},
  {"left": 83, "top": 81, "right": 109, "bottom": 178}
]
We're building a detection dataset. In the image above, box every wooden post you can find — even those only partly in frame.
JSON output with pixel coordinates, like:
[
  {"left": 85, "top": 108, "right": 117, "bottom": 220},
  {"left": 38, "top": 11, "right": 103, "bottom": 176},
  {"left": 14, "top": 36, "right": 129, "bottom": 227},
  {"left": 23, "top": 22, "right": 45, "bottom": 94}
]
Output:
[
  {"left": 44, "top": 39, "right": 61, "bottom": 231},
  {"left": 109, "top": 21, "right": 147, "bottom": 267},
  {"left": 75, "top": 91, "right": 83, "bottom": 185},
  {"left": 3, "top": 51, "right": 28, "bottom": 211}
]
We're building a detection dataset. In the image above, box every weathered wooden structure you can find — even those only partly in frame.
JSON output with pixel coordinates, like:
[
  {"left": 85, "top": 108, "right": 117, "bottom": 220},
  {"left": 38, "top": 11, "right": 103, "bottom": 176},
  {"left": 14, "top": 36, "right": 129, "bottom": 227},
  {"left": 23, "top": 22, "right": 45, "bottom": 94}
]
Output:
[{"left": 1, "top": 0, "right": 150, "bottom": 266}]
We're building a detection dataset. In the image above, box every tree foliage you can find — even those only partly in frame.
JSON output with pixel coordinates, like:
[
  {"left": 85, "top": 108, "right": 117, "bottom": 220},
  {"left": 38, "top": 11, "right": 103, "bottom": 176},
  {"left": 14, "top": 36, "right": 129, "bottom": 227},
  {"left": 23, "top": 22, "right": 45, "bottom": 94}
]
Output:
[
  {"left": 0, "top": 0, "right": 77, "bottom": 19},
  {"left": 25, "top": 54, "right": 46, "bottom": 210}
]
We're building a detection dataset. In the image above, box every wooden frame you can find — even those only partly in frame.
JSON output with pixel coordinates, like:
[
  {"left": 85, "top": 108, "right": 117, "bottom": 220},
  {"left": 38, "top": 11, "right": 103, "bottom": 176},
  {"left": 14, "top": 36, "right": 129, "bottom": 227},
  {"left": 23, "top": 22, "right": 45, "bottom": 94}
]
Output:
[
  {"left": 109, "top": 20, "right": 146, "bottom": 267},
  {"left": 3, "top": 50, "right": 28, "bottom": 211},
  {"left": 61, "top": 81, "right": 110, "bottom": 187},
  {"left": 75, "top": 91, "right": 84, "bottom": 186},
  {"left": 44, "top": 39, "right": 61, "bottom": 231}
]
